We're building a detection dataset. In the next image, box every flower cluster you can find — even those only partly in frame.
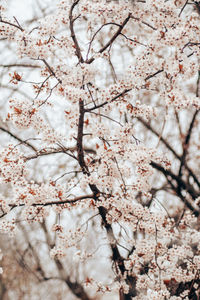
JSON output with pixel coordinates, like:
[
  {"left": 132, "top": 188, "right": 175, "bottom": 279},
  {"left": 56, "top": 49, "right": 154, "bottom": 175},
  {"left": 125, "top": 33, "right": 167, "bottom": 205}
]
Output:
[
  {"left": 50, "top": 226, "right": 86, "bottom": 259},
  {"left": 7, "top": 98, "right": 66, "bottom": 144},
  {"left": 0, "top": 144, "right": 26, "bottom": 184}
]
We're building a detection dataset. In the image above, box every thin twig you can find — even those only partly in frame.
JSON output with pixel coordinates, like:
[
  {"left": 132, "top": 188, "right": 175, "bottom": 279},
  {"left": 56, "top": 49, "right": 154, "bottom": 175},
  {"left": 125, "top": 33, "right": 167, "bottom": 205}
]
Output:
[
  {"left": 0, "top": 127, "right": 37, "bottom": 152},
  {"left": 86, "top": 13, "right": 132, "bottom": 64}
]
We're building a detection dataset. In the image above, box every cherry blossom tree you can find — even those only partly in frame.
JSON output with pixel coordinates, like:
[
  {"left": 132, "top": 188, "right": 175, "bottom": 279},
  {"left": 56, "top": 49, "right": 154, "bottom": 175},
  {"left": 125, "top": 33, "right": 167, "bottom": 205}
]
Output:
[{"left": 0, "top": 0, "right": 200, "bottom": 299}]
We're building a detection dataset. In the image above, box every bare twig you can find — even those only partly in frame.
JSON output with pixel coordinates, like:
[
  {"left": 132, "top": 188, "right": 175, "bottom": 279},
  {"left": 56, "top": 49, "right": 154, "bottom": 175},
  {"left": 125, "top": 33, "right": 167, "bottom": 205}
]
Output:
[
  {"left": 0, "top": 63, "right": 40, "bottom": 68},
  {"left": 86, "top": 13, "right": 132, "bottom": 64},
  {"left": 178, "top": 0, "right": 189, "bottom": 17},
  {"left": 0, "top": 127, "right": 37, "bottom": 152},
  {"left": 0, "top": 18, "right": 24, "bottom": 32},
  {"left": 86, "top": 22, "right": 121, "bottom": 60},
  {"left": 41, "top": 59, "right": 62, "bottom": 84},
  {"left": 7, "top": 194, "right": 95, "bottom": 210}
]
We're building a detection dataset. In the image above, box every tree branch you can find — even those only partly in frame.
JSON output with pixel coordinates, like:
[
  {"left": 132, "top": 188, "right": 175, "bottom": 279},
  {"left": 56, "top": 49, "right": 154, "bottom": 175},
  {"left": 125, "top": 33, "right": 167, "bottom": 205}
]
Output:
[
  {"left": 0, "top": 18, "right": 24, "bottom": 32},
  {"left": 0, "top": 127, "right": 37, "bottom": 152},
  {"left": 8, "top": 194, "right": 95, "bottom": 209},
  {"left": 69, "top": 0, "right": 84, "bottom": 63},
  {"left": 178, "top": 110, "right": 199, "bottom": 177},
  {"left": 86, "top": 13, "right": 132, "bottom": 64},
  {"left": 0, "top": 63, "right": 40, "bottom": 68},
  {"left": 138, "top": 118, "right": 200, "bottom": 189},
  {"left": 151, "top": 162, "right": 200, "bottom": 216}
]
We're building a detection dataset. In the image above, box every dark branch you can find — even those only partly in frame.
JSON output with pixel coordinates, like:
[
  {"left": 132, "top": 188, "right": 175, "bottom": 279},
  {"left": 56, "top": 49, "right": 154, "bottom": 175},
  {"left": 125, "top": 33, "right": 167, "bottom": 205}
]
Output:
[
  {"left": 0, "top": 63, "right": 40, "bottom": 68},
  {"left": 7, "top": 194, "right": 95, "bottom": 210},
  {"left": 151, "top": 162, "right": 200, "bottom": 216},
  {"left": 0, "top": 127, "right": 37, "bottom": 152},
  {"left": 41, "top": 59, "right": 62, "bottom": 84},
  {"left": 178, "top": 110, "right": 199, "bottom": 177},
  {"left": 69, "top": 0, "right": 84, "bottom": 63},
  {"left": 86, "top": 13, "right": 132, "bottom": 64},
  {"left": 0, "top": 18, "right": 24, "bottom": 32}
]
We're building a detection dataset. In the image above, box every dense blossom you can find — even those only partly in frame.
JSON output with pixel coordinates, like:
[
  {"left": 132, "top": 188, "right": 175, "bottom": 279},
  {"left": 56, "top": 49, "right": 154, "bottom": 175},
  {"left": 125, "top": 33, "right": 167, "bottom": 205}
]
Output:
[{"left": 0, "top": 0, "right": 200, "bottom": 299}]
